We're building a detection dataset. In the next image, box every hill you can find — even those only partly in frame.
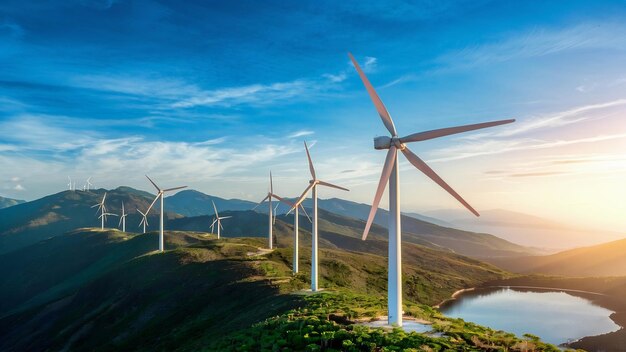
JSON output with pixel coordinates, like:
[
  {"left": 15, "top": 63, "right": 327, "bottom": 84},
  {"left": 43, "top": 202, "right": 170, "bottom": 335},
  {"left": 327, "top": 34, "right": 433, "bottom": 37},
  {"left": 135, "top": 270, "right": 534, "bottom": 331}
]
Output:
[
  {"left": 486, "top": 237, "right": 626, "bottom": 277},
  {"left": 426, "top": 208, "right": 624, "bottom": 250},
  {"left": 0, "top": 195, "right": 25, "bottom": 209},
  {"left": 0, "top": 187, "right": 183, "bottom": 254},
  {"left": 164, "top": 189, "right": 256, "bottom": 216},
  {"left": 0, "top": 229, "right": 537, "bottom": 351}
]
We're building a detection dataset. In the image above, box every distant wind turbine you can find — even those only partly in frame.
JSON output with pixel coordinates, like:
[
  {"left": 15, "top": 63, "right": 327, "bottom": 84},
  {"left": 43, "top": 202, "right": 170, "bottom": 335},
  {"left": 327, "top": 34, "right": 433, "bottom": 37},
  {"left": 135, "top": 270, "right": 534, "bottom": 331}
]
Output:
[
  {"left": 253, "top": 171, "right": 277, "bottom": 249},
  {"left": 91, "top": 192, "right": 114, "bottom": 229},
  {"left": 138, "top": 208, "right": 149, "bottom": 233},
  {"left": 278, "top": 194, "right": 312, "bottom": 274},
  {"left": 291, "top": 141, "right": 349, "bottom": 291},
  {"left": 67, "top": 176, "right": 73, "bottom": 191},
  {"left": 86, "top": 177, "right": 93, "bottom": 191},
  {"left": 210, "top": 200, "right": 231, "bottom": 239},
  {"left": 349, "top": 52, "right": 515, "bottom": 326},
  {"left": 145, "top": 175, "right": 187, "bottom": 252},
  {"left": 118, "top": 202, "right": 128, "bottom": 232}
]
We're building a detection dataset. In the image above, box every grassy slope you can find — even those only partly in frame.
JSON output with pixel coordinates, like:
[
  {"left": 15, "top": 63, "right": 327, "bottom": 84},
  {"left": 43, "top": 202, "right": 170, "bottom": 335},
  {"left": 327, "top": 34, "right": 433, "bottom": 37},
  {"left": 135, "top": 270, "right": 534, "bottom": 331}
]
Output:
[
  {"left": 486, "top": 237, "right": 626, "bottom": 277},
  {"left": 0, "top": 229, "right": 514, "bottom": 351}
]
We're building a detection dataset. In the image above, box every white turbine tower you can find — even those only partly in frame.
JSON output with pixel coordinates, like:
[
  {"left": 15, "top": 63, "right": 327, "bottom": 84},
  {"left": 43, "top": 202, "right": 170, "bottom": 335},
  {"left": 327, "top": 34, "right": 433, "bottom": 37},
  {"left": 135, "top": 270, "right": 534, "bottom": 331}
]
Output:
[
  {"left": 145, "top": 175, "right": 187, "bottom": 252},
  {"left": 138, "top": 209, "right": 149, "bottom": 233},
  {"left": 254, "top": 172, "right": 277, "bottom": 249},
  {"left": 210, "top": 200, "right": 231, "bottom": 239},
  {"left": 91, "top": 192, "right": 108, "bottom": 229},
  {"left": 349, "top": 53, "right": 515, "bottom": 326},
  {"left": 278, "top": 194, "right": 312, "bottom": 274},
  {"left": 118, "top": 202, "right": 128, "bottom": 232},
  {"left": 291, "top": 141, "right": 349, "bottom": 291}
]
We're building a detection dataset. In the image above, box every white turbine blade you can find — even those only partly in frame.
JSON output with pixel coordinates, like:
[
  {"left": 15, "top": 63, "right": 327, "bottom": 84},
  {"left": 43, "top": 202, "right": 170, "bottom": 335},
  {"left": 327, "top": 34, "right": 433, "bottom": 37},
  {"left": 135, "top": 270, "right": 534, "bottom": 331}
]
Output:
[
  {"left": 102, "top": 192, "right": 107, "bottom": 203},
  {"left": 401, "top": 146, "right": 479, "bottom": 217},
  {"left": 300, "top": 204, "right": 312, "bottom": 223},
  {"left": 291, "top": 182, "right": 315, "bottom": 211},
  {"left": 220, "top": 221, "right": 224, "bottom": 230},
  {"left": 348, "top": 52, "right": 397, "bottom": 136},
  {"left": 145, "top": 175, "right": 161, "bottom": 192},
  {"left": 252, "top": 195, "right": 270, "bottom": 210},
  {"left": 270, "top": 171, "right": 273, "bottom": 194},
  {"left": 219, "top": 216, "right": 232, "bottom": 220},
  {"left": 121, "top": 202, "right": 125, "bottom": 215},
  {"left": 400, "top": 119, "right": 516, "bottom": 143},
  {"left": 271, "top": 193, "right": 294, "bottom": 207},
  {"left": 119, "top": 216, "right": 123, "bottom": 227},
  {"left": 303, "top": 141, "right": 316, "bottom": 179},
  {"left": 91, "top": 203, "right": 100, "bottom": 208},
  {"left": 210, "top": 218, "right": 218, "bottom": 227},
  {"left": 146, "top": 194, "right": 160, "bottom": 214},
  {"left": 212, "top": 200, "right": 219, "bottom": 218},
  {"left": 137, "top": 209, "right": 146, "bottom": 217},
  {"left": 317, "top": 180, "right": 349, "bottom": 192},
  {"left": 363, "top": 146, "right": 396, "bottom": 240},
  {"left": 163, "top": 185, "right": 187, "bottom": 192}
]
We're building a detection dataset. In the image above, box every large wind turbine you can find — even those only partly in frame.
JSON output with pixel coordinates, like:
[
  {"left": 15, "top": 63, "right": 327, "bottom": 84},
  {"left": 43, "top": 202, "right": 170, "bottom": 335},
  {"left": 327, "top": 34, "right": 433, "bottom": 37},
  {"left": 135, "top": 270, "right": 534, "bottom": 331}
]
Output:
[
  {"left": 349, "top": 53, "right": 515, "bottom": 326},
  {"left": 210, "top": 200, "right": 231, "bottom": 239},
  {"left": 118, "top": 202, "right": 128, "bottom": 232},
  {"left": 145, "top": 175, "right": 187, "bottom": 252},
  {"left": 91, "top": 192, "right": 109, "bottom": 229},
  {"left": 291, "top": 141, "right": 349, "bottom": 291},
  {"left": 138, "top": 208, "right": 149, "bottom": 233},
  {"left": 254, "top": 172, "right": 277, "bottom": 249}
]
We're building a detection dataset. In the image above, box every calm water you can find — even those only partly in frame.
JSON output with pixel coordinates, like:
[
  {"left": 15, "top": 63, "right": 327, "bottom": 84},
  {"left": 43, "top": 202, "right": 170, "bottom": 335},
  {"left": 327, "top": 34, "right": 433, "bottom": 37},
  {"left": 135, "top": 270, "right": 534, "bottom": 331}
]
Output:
[{"left": 439, "top": 287, "right": 620, "bottom": 345}]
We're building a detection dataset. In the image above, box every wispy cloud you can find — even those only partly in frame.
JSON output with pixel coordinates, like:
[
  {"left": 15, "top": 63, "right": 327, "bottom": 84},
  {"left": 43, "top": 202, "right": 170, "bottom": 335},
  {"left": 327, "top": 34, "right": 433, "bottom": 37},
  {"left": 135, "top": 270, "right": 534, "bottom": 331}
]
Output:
[
  {"left": 437, "top": 22, "right": 626, "bottom": 70},
  {"left": 288, "top": 130, "right": 314, "bottom": 139}
]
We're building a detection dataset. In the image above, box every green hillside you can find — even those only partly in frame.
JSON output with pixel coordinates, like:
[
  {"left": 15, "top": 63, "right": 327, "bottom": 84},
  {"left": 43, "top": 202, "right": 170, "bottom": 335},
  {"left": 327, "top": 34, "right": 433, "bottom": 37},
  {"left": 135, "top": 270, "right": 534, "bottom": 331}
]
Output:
[
  {"left": 0, "top": 229, "right": 562, "bottom": 351},
  {"left": 487, "top": 237, "right": 626, "bottom": 277}
]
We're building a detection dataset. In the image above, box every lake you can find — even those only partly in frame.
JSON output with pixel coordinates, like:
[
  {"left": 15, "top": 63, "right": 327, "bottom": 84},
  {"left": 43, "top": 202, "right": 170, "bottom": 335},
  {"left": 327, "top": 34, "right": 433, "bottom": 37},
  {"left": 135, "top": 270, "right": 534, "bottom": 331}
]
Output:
[{"left": 438, "top": 287, "right": 621, "bottom": 346}]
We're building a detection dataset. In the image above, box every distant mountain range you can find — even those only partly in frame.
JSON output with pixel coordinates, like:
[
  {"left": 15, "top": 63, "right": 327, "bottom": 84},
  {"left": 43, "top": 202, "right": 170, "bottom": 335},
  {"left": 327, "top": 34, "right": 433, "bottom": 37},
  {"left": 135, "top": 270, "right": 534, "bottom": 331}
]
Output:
[
  {"left": 425, "top": 208, "right": 624, "bottom": 250},
  {"left": 0, "top": 187, "right": 537, "bottom": 258},
  {"left": 486, "top": 237, "right": 626, "bottom": 277},
  {"left": 0, "top": 196, "right": 25, "bottom": 209}
]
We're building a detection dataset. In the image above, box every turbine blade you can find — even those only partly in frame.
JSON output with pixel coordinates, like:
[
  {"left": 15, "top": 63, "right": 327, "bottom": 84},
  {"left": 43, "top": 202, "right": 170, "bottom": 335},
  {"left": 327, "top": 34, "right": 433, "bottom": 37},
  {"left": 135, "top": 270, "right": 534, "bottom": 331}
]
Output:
[
  {"left": 291, "top": 183, "right": 315, "bottom": 211},
  {"left": 271, "top": 193, "right": 294, "bottom": 207},
  {"left": 119, "top": 216, "right": 123, "bottom": 227},
  {"left": 362, "top": 146, "right": 396, "bottom": 240},
  {"left": 303, "top": 141, "right": 316, "bottom": 179},
  {"left": 145, "top": 175, "right": 161, "bottom": 192},
  {"left": 270, "top": 171, "right": 273, "bottom": 194},
  {"left": 210, "top": 219, "right": 218, "bottom": 227},
  {"left": 212, "top": 200, "right": 219, "bottom": 218},
  {"left": 300, "top": 204, "right": 312, "bottom": 223},
  {"left": 401, "top": 146, "right": 479, "bottom": 217},
  {"left": 317, "top": 180, "right": 349, "bottom": 192},
  {"left": 163, "top": 185, "right": 187, "bottom": 192},
  {"left": 91, "top": 203, "right": 100, "bottom": 208},
  {"left": 348, "top": 53, "right": 397, "bottom": 136},
  {"left": 146, "top": 194, "right": 160, "bottom": 214},
  {"left": 252, "top": 195, "right": 270, "bottom": 210},
  {"left": 400, "top": 119, "right": 516, "bottom": 143},
  {"left": 137, "top": 209, "right": 145, "bottom": 216},
  {"left": 219, "top": 216, "right": 232, "bottom": 220},
  {"left": 102, "top": 192, "right": 107, "bottom": 203}
]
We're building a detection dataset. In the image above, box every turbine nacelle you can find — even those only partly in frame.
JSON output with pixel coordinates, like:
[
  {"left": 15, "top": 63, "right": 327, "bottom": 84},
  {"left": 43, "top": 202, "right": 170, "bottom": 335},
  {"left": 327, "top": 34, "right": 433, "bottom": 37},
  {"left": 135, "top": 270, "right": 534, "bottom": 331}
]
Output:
[{"left": 374, "top": 136, "right": 406, "bottom": 150}]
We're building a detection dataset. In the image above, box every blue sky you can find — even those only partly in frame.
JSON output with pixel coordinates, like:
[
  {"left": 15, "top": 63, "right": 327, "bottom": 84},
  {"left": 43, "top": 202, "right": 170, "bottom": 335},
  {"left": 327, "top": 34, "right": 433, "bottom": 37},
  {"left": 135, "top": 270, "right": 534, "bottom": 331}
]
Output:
[{"left": 1, "top": 0, "right": 626, "bottom": 231}]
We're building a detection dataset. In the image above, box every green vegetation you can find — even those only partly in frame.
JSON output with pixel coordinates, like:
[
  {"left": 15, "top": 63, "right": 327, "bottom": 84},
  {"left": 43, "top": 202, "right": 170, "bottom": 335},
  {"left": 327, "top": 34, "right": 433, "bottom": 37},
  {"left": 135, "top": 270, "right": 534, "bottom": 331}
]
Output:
[{"left": 212, "top": 291, "right": 563, "bottom": 351}]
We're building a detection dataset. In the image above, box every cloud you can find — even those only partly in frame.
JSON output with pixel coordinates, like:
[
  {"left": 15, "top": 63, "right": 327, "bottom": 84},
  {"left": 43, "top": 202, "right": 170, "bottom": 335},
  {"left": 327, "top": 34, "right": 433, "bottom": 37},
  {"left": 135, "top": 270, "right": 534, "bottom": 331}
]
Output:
[
  {"left": 13, "top": 184, "right": 25, "bottom": 191},
  {"left": 288, "top": 130, "right": 314, "bottom": 139},
  {"left": 10, "top": 176, "right": 20, "bottom": 182},
  {"left": 437, "top": 22, "right": 626, "bottom": 70}
]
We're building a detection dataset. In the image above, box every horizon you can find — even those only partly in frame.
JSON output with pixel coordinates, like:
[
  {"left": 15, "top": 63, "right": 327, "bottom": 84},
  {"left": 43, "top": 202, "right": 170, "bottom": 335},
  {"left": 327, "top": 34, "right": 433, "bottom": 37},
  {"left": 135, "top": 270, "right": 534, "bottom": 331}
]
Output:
[{"left": 1, "top": 0, "right": 626, "bottom": 233}]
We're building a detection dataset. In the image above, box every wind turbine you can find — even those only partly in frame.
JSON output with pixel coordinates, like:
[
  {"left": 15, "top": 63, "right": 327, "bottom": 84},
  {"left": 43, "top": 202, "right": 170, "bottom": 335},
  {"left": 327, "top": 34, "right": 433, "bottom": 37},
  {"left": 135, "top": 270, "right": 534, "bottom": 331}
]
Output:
[
  {"left": 145, "top": 175, "right": 187, "bottom": 252},
  {"left": 86, "top": 177, "right": 93, "bottom": 191},
  {"left": 349, "top": 52, "right": 515, "bottom": 326},
  {"left": 254, "top": 171, "right": 277, "bottom": 249},
  {"left": 67, "top": 176, "right": 73, "bottom": 191},
  {"left": 278, "top": 194, "right": 312, "bottom": 274},
  {"left": 138, "top": 209, "right": 149, "bottom": 233},
  {"left": 91, "top": 192, "right": 113, "bottom": 229},
  {"left": 118, "top": 202, "right": 128, "bottom": 232},
  {"left": 210, "top": 200, "right": 231, "bottom": 239},
  {"left": 291, "top": 141, "right": 349, "bottom": 291}
]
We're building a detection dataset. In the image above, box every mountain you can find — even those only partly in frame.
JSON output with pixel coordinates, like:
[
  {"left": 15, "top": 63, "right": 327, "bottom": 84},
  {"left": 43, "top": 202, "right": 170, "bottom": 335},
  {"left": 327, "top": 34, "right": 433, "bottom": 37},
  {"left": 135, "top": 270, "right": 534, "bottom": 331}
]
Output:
[
  {"left": 486, "top": 237, "right": 626, "bottom": 277},
  {"left": 0, "top": 187, "right": 183, "bottom": 254},
  {"left": 425, "top": 208, "right": 624, "bottom": 250},
  {"left": 164, "top": 189, "right": 256, "bottom": 216},
  {"left": 0, "top": 228, "right": 510, "bottom": 351},
  {"left": 0, "top": 195, "right": 25, "bottom": 209}
]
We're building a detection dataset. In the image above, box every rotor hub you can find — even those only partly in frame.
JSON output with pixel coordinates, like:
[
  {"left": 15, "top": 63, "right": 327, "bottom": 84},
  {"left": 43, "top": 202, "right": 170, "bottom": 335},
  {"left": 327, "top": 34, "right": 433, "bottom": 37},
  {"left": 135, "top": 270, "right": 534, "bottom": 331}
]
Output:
[{"left": 374, "top": 136, "right": 405, "bottom": 150}]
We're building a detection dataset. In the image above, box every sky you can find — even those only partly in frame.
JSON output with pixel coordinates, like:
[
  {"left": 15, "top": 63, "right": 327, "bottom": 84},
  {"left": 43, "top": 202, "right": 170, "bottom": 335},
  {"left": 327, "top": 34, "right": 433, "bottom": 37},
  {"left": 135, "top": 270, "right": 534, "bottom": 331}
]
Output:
[{"left": 1, "top": 0, "right": 625, "bottom": 232}]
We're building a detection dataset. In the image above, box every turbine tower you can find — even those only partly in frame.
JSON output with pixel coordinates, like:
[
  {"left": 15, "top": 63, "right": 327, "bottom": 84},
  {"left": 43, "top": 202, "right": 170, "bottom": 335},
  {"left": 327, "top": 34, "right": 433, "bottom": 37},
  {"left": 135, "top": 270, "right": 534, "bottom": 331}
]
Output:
[
  {"left": 210, "top": 200, "right": 231, "bottom": 239},
  {"left": 254, "top": 172, "right": 277, "bottom": 249},
  {"left": 291, "top": 141, "right": 348, "bottom": 291},
  {"left": 91, "top": 193, "right": 118, "bottom": 229},
  {"left": 349, "top": 52, "right": 515, "bottom": 326},
  {"left": 118, "top": 202, "right": 128, "bottom": 232},
  {"left": 145, "top": 175, "right": 187, "bottom": 252},
  {"left": 279, "top": 194, "right": 312, "bottom": 274},
  {"left": 138, "top": 208, "right": 149, "bottom": 233}
]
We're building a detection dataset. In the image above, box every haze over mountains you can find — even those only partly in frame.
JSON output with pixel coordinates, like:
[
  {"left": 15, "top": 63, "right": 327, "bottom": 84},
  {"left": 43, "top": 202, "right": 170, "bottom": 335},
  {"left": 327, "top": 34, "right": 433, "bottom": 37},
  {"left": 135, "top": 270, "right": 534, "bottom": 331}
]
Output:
[{"left": 0, "top": 196, "right": 25, "bottom": 209}]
